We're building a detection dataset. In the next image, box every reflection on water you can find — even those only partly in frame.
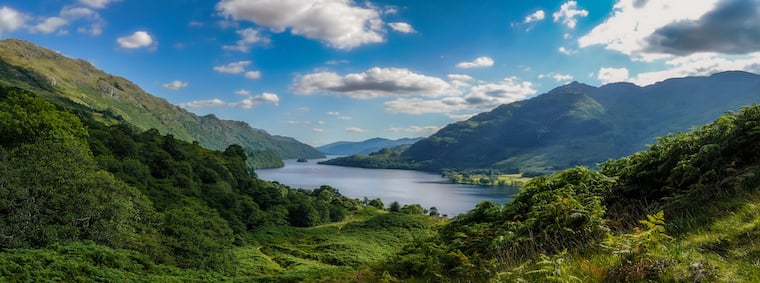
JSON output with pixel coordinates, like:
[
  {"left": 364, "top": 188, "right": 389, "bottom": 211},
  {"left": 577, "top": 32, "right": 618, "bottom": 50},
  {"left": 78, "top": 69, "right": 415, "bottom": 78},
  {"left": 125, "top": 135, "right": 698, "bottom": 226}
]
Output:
[{"left": 256, "top": 157, "right": 519, "bottom": 216}]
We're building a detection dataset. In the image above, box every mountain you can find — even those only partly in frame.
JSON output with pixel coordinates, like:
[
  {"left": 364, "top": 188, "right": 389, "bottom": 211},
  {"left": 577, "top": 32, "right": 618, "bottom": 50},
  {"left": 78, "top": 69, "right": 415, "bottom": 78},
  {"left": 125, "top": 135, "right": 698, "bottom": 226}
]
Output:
[
  {"left": 326, "top": 71, "right": 760, "bottom": 174},
  {"left": 316, "top": 137, "right": 424, "bottom": 155},
  {"left": 0, "top": 39, "right": 323, "bottom": 167}
]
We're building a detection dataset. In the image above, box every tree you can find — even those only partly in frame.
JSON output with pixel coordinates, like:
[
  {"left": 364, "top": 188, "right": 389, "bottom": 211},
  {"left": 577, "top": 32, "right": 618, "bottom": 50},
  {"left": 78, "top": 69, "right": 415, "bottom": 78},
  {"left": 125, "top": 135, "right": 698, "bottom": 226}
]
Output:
[
  {"left": 400, "top": 204, "right": 425, "bottom": 215},
  {"left": 368, "top": 198, "right": 384, "bottom": 209},
  {"left": 429, "top": 207, "right": 440, "bottom": 217},
  {"left": 389, "top": 201, "right": 401, "bottom": 213}
]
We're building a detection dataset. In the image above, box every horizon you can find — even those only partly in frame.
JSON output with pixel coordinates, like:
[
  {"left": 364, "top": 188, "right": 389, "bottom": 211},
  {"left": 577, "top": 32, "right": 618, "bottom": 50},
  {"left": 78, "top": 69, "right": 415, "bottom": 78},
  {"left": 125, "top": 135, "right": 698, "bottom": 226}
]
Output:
[{"left": 1, "top": 0, "right": 759, "bottom": 145}]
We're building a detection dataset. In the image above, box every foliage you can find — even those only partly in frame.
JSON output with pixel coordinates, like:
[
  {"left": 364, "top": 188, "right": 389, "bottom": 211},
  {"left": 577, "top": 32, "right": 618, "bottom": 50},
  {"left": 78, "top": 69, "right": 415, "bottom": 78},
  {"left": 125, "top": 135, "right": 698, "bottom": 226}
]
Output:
[{"left": 0, "top": 39, "right": 322, "bottom": 168}]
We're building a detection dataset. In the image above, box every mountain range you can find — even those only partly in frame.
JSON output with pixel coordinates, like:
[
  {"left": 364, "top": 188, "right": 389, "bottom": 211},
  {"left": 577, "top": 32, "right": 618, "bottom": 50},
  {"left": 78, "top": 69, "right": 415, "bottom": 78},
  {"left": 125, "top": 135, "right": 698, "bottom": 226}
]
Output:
[
  {"left": 325, "top": 71, "right": 760, "bottom": 174},
  {"left": 316, "top": 137, "right": 423, "bottom": 155},
  {"left": 0, "top": 39, "right": 322, "bottom": 168}
]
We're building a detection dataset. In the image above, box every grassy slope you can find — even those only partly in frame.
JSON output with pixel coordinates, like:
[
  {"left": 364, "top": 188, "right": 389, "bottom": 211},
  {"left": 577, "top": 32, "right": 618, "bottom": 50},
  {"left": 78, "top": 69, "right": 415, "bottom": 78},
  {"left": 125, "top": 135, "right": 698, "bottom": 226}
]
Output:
[
  {"left": 0, "top": 39, "right": 322, "bottom": 165},
  {"left": 0, "top": 209, "right": 445, "bottom": 282}
]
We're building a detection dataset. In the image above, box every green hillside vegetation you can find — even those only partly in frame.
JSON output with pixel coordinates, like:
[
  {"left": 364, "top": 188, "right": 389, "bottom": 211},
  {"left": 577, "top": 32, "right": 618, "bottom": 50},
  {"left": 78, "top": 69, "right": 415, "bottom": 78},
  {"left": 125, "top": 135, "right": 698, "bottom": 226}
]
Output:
[
  {"left": 325, "top": 72, "right": 760, "bottom": 175},
  {"left": 0, "top": 39, "right": 322, "bottom": 168},
  {"left": 0, "top": 88, "right": 444, "bottom": 281},
  {"left": 371, "top": 104, "right": 760, "bottom": 281}
]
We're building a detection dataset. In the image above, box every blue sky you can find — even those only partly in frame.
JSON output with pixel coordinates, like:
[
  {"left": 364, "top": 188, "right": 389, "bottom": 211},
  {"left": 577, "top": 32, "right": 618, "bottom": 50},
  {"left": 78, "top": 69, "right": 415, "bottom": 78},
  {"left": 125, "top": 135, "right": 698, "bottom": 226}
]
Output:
[{"left": 1, "top": 0, "right": 759, "bottom": 146}]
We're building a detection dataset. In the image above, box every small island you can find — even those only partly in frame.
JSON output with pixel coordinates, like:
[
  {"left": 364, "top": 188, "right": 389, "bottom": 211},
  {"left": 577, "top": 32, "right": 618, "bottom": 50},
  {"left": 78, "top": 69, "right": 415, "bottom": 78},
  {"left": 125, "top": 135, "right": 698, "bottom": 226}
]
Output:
[{"left": 296, "top": 158, "right": 309, "bottom": 163}]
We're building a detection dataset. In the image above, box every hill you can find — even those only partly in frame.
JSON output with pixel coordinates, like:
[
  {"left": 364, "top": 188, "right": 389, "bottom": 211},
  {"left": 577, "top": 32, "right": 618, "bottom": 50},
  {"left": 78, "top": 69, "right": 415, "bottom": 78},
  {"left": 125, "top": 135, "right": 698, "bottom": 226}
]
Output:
[
  {"left": 0, "top": 39, "right": 323, "bottom": 168},
  {"left": 374, "top": 103, "right": 760, "bottom": 282},
  {"left": 326, "top": 71, "right": 760, "bottom": 174},
  {"left": 316, "top": 137, "right": 423, "bottom": 155}
]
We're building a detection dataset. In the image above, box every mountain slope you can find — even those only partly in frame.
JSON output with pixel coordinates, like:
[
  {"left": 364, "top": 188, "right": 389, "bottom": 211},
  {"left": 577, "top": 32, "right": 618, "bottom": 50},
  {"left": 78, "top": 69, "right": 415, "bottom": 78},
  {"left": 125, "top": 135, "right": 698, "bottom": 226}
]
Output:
[
  {"left": 316, "top": 137, "right": 423, "bottom": 155},
  {"left": 326, "top": 71, "right": 760, "bottom": 174},
  {"left": 405, "top": 72, "right": 760, "bottom": 173},
  {"left": 0, "top": 39, "right": 323, "bottom": 167}
]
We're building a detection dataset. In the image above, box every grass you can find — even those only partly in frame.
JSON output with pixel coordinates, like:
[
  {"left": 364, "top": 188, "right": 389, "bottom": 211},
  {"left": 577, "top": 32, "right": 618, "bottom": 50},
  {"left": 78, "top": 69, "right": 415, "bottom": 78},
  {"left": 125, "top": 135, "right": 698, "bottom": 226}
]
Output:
[
  {"left": 235, "top": 208, "right": 446, "bottom": 282},
  {"left": 490, "top": 191, "right": 760, "bottom": 282}
]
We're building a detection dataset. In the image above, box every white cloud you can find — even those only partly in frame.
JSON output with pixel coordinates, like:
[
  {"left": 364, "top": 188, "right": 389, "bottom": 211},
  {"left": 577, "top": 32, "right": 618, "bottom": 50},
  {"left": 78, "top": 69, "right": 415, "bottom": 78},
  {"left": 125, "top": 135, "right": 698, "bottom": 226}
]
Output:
[
  {"left": 245, "top": 70, "right": 261, "bottom": 79},
  {"left": 326, "top": 59, "right": 349, "bottom": 65},
  {"left": 79, "top": 0, "right": 120, "bottom": 9},
  {"left": 222, "top": 28, "right": 269, "bottom": 52},
  {"left": 578, "top": 0, "right": 720, "bottom": 61},
  {"left": 326, "top": 111, "right": 340, "bottom": 116},
  {"left": 385, "top": 76, "right": 537, "bottom": 115},
  {"left": 388, "top": 22, "right": 415, "bottom": 33},
  {"left": 162, "top": 80, "right": 188, "bottom": 90},
  {"left": 337, "top": 116, "right": 352, "bottom": 120},
  {"left": 235, "top": 92, "right": 279, "bottom": 108},
  {"left": 234, "top": 89, "right": 251, "bottom": 95},
  {"left": 61, "top": 7, "right": 104, "bottom": 35},
  {"left": 117, "top": 31, "right": 154, "bottom": 49},
  {"left": 553, "top": 1, "right": 588, "bottom": 28},
  {"left": 456, "top": 56, "right": 494, "bottom": 68},
  {"left": 312, "top": 128, "right": 326, "bottom": 133},
  {"left": 628, "top": 52, "right": 760, "bottom": 86},
  {"left": 0, "top": 6, "right": 28, "bottom": 35},
  {"left": 539, "top": 73, "right": 574, "bottom": 82},
  {"left": 34, "top": 17, "right": 68, "bottom": 34},
  {"left": 597, "top": 67, "right": 630, "bottom": 84},
  {"left": 388, "top": 125, "right": 442, "bottom": 134},
  {"left": 524, "top": 9, "right": 546, "bottom": 23},
  {"left": 292, "top": 67, "right": 454, "bottom": 99},
  {"left": 216, "top": 0, "right": 384, "bottom": 50},
  {"left": 180, "top": 92, "right": 279, "bottom": 108},
  {"left": 447, "top": 74, "right": 474, "bottom": 81},
  {"left": 213, "top": 60, "right": 251, "bottom": 74},
  {"left": 558, "top": 46, "right": 576, "bottom": 55},
  {"left": 345, "top": 127, "right": 367, "bottom": 133}
]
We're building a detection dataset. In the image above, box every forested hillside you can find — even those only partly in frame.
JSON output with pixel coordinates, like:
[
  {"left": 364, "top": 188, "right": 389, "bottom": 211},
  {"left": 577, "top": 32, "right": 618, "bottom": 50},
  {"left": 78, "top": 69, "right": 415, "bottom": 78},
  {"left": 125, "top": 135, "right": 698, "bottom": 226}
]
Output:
[
  {"left": 0, "top": 88, "right": 442, "bottom": 281},
  {"left": 374, "top": 103, "right": 760, "bottom": 281},
  {"left": 0, "top": 39, "right": 323, "bottom": 168},
  {"left": 326, "top": 72, "right": 760, "bottom": 175}
]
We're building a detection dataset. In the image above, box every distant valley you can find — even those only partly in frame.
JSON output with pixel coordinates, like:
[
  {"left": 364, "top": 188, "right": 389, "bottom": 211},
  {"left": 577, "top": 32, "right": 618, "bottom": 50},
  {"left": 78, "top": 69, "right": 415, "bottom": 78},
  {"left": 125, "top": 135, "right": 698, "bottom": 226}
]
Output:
[{"left": 316, "top": 137, "right": 423, "bottom": 155}]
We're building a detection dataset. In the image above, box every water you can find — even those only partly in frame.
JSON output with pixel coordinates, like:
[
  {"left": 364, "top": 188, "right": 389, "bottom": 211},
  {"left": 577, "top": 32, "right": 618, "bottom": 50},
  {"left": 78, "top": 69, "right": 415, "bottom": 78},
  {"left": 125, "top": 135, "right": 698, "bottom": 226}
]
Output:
[{"left": 256, "top": 157, "right": 519, "bottom": 217}]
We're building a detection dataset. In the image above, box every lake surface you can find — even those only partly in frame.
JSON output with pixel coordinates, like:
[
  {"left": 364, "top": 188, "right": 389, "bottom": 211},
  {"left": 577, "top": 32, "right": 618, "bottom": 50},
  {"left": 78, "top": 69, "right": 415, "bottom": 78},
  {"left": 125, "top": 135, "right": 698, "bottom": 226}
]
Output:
[{"left": 256, "top": 157, "right": 519, "bottom": 216}]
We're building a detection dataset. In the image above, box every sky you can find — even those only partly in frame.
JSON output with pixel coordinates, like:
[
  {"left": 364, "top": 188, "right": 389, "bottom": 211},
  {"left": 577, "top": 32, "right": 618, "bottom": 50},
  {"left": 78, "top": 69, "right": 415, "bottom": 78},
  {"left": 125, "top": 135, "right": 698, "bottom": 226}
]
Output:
[{"left": 1, "top": 0, "right": 759, "bottom": 146}]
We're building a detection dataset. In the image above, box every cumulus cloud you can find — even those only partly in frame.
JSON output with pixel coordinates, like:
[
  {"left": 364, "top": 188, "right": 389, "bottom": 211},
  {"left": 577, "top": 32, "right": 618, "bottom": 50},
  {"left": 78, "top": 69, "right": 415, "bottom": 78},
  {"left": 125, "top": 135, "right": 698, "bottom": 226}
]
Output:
[
  {"left": 180, "top": 92, "right": 279, "bottom": 108},
  {"left": 524, "top": 9, "right": 546, "bottom": 23},
  {"left": 553, "top": 1, "right": 588, "bottom": 28},
  {"left": 628, "top": 52, "right": 760, "bottom": 86},
  {"left": 558, "top": 46, "right": 576, "bottom": 55},
  {"left": 33, "top": 17, "right": 67, "bottom": 34},
  {"left": 539, "top": 73, "right": 574, "bottom": 82},
  {"left": 388, "top": 125, "right": 442, "bottom": 134},
  {"left": 79, "top": 0, "right": 120, "bottom": 9},
  {"left": 162, "top": 80, "right": 188, "bottom": 90},
  {"left": 345, "top": 127, "right": 367, "bottom": 133},
  {"left": 223, "top": 28, "right": 269, "bottom": 52},
  {"left": 597, "top": 67, "right": 630, "bottom": 84},
  {"left": 456, "top": 56, "right": 495, "bottom": 68},
  {"left": 117, "top": 31, "right": 155, "bottom": 49},
  {"left": 0, "top": 6, "right": 28, "bottom": 35},
  {"left": 385, "top": 76, "right": 537, "bottom": 115},
  {"left": 643, "top": 0, "right": 760, "bottom": 55},
  {"left": 388, "top": 22, "right": 415, "bottom": 33},
  {"left": 213, "top": 60, "right": 251, "bottom": 74},
  {"left": 447, "top": 74, "right": 474, "bottom": 81},
  {"left": 292, "top": 67, "right": 454, "bottom": 99},
  {"left": 245, "top": 70, "right": 261, "bottom": 79},
  {"left": 578, "top": 0, "right": 721, "bottom": 61},
  {"left": 216, "top": 0, "right": 384, "bottom": 50}
]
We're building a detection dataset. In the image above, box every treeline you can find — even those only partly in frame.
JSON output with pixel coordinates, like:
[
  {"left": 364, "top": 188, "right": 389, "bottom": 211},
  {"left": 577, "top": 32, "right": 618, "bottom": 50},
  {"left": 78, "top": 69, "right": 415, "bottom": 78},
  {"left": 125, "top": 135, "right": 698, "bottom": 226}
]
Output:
[
  {"left": 373, "top": 104, "right": 760, "bottom": 281},
  {"left": 0, "top": 88, "right": 362, "bottom": 274}
]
